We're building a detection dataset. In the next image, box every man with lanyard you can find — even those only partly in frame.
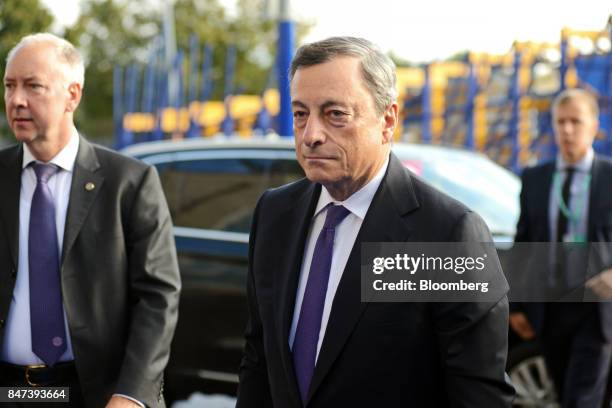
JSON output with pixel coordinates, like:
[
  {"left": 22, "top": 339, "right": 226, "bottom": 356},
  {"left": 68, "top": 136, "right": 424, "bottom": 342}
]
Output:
[{"left": 510, "top": 88, "right": 612, "bottom": 407}]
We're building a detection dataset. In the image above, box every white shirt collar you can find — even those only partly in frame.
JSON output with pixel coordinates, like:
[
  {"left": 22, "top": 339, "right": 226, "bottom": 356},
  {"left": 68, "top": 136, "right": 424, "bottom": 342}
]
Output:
[
  {"left": 556, "top": 147, "right": 594, "bottom": 173},
  {"left": 313, "top": 155, "right": 390, "bottom": 220},
  {"left": 22, "top": 129, "right": 80, "bottom": 172}
]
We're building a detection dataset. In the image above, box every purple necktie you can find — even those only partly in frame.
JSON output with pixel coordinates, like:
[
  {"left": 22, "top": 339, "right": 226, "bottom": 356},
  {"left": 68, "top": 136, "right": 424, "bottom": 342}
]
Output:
[
  {"left": 29, "top": 163, "right": 67, "bottom": 366},
  {"left": 293, "top": 204, "right": 351, "bottom": 402}
]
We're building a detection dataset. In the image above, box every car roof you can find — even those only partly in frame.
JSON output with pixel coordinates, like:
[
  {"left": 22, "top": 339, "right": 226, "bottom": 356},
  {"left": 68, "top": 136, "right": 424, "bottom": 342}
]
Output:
[
  {"left": 121, "top": 136, "right": 295, "bottom": 157},
  {"left": 121, "top": 135, "right": 492, "bottom": 162}
]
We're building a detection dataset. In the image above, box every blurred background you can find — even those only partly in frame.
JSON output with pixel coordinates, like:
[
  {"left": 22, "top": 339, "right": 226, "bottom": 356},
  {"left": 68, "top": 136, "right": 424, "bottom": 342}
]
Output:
[
  {"left": 0, "top": 0, "right": 610, "bottom": 173},
  {"left": 1, "top": 1, "right": 611, "bottom": 406}
]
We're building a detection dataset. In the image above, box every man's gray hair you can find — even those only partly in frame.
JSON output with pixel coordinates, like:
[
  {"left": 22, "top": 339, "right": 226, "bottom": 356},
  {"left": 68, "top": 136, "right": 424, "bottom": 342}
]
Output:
[
  {"left": 290, "top": 36, "right": 397, "bottom": 115},
  {"left": 552, "top": 88, "right": 599, "bottom": 119},
  {"left": 6, "top": 33, "right": 85, "bottom": 87}
]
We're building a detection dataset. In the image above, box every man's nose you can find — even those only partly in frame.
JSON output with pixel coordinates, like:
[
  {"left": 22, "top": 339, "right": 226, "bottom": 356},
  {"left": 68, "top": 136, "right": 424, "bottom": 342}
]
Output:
[
  {"left": 7, "top": 86, "right": 27, "bottom": 108},
  {"left": 302, "top": 116, "right": 326, "bottom": 147},
  {"left": 558, "top": 121, "right": 573, "bottom": 134}
]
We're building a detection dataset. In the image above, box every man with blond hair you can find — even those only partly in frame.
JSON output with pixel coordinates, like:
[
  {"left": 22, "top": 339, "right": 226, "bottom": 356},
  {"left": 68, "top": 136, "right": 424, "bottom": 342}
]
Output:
[
  {"left": 0, "top": 33, "right": 180, "bottom": 407},
  {"left": 511, "top": 88, "right": 612, "bottom": 407}
]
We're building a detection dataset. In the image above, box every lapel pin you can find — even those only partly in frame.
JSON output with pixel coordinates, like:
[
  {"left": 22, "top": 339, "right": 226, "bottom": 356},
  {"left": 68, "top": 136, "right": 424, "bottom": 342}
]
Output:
[{"left": 85, "top": 182, "right": 95, "bottom": 191}]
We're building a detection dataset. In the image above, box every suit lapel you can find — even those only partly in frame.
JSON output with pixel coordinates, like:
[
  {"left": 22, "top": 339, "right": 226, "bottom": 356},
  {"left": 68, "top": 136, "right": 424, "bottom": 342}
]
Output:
[
  {"left": 0, "top": 145, "right": 23, "bottom": 269},
  {"left": 61, "top": 137, "right": 104, "bottom": 265},
  {"left": 306, "top": 154, "right": 419, "bottom": 404},
  {"left": 538, "top": 162, "right": 555, "bottom": 241},
  {"left": 274, "top": 181, "right": 321, "bottom": 404}
]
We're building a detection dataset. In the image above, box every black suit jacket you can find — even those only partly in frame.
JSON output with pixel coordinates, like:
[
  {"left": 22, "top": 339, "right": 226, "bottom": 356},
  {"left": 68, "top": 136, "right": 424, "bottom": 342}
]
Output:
[
  {"left": 237, "top": 153, "right": 514, "bottom": 407},
  {"left": 514, "top": 155, "right": 612, "bottom": 340},
  {"left": 0, "top": 137, "right": 181, "bottom": 408}
]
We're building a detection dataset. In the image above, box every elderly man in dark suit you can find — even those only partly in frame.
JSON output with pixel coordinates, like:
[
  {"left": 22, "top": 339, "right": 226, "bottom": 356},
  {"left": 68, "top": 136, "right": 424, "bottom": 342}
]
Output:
[
  {"left": 510, "top": 88, "right": 612, "bottom": 407},
  {"left": 237, "top": 36, "right": 514, "bottom": 407},
  {"left": 0, "top": 33, "right": 180, "bottom": 407}
]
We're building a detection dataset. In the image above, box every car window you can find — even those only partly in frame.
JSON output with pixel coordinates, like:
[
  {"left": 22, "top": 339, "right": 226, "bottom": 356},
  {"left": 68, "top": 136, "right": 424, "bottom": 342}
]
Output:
[
  {"left": 156, "top": 157, "right": 304, "bottom": 233},
  {"left": 423, "top": 157, "right": 519, "bottom": 236},
  {"left": 393, "top": 145, "right": 520, "bottom": 238}
]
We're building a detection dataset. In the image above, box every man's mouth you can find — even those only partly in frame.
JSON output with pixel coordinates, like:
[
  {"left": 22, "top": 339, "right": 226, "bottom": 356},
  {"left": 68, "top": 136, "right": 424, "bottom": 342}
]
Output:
[{"left": 305, "top": 155, "right": 334, "bottom": 160}]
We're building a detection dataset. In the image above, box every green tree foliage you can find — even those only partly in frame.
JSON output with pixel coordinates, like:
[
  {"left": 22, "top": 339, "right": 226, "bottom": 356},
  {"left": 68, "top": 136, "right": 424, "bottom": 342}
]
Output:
[
  {"left": 227, "top": 0, "right": 314, "bottom": 95},
  {"left": 1, "top": 0, "right": 312, "bottom": 140},
  {"left": 173, "top": 0, "right": 288, "bottom": 98},
  {"left": 0, "top": 0, "right": 54, "bottom": 74},
  {"left": 446, "top": 50, "right": 469, "bottom": 62},
  {"left": 0, "top": 0, "right": 53, "bottom": 139},
  {"left": 63, "top": 0, "right": 160, "bottom": 139}
]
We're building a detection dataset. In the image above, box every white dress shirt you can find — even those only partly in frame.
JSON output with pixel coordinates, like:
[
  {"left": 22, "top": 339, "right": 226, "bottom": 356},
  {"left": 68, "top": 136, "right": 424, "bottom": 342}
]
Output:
[
  {"left": 1, "top": 130, "right": 79, "bottom": 365},
  {"left": 548, "top": 147, "right": 593, "bottom": 242},
  {"left": 289, "top": 157, "right": 389, "bottom": 361}
]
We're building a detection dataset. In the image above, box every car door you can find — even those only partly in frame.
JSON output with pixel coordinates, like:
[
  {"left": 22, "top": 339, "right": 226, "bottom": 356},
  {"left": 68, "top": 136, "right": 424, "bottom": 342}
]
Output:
[{"left": 142, "top": 147, "right": 304, "bottom": 396}]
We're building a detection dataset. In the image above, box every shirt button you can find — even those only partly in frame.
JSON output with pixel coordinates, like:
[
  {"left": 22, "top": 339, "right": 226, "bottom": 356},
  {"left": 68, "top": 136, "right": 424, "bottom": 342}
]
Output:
[
  {"left": 10, "top": 268, "right": 16, "bottom": 279},
  {"left": 0, "top": 319, "right": 5, "bottom": 327}
]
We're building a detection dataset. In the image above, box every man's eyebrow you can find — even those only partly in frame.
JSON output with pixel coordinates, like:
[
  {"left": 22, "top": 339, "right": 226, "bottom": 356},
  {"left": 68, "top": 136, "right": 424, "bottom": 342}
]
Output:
[
  {"left": 320, "top": 100, "right": 349, "bottom": 111},
  {"left": 291, "top": 100, "right": 308, "bottom": 109},
  {"left": 3, "top": 75, "right": 41, "bottom": 82},
  {"left": 291, "top": 100, "right": 350, "bottom": 110}
]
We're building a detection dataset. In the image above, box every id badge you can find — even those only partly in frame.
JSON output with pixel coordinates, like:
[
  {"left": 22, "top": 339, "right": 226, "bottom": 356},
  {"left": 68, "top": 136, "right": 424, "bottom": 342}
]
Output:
[{"left": 564, "top": 233, "right": 587, "bottom": 244}]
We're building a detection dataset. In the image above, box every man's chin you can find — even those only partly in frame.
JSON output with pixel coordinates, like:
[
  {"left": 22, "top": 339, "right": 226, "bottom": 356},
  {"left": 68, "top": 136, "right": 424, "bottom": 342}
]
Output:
[
  {"left": 306, "top": 175, "right": 329, "bottom": 185},
  {"left": 12, "top": 130, "right": 38, "bottom": 144},
  {"left": 304, "top": 172, "right": 346, "bottom": 193},
  {"left": 562, "top": 150, "right": 587, "bottom": 165}
]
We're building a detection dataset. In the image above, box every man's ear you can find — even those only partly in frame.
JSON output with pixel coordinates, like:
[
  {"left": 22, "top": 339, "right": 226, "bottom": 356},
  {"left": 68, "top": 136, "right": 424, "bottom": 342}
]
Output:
[
  {"left": 382, "top": 102, "right": 399, "bottom": 144},
  {"left": 66, "top": 82, "right": 82, "bottom": 113}
]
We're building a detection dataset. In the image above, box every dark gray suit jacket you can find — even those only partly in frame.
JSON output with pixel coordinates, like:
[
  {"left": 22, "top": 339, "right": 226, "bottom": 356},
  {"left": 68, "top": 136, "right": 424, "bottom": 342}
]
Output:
[
  {"left": 0, "top": 137, "right": 181, "bottom": 408},
  {"left": 237, "top": 153, "right": 514, "bottom": 407},
  {"left": 514, "top": 156, "right": 612, "bottom": 340}
]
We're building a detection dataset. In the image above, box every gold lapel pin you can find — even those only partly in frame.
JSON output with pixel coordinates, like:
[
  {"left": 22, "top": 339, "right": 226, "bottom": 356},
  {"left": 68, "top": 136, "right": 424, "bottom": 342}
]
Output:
[{"left": 85, "top": 182, "right": 95, "bottom": 191}]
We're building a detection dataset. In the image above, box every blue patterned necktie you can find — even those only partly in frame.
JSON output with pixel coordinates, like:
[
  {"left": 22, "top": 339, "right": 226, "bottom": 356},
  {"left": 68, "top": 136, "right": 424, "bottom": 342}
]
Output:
[
  {"left": 29, "top": 163, "right": 67, "bottom": 366},
  {"left": 293, "top": 204, "right": 351, "bottom": 402}
]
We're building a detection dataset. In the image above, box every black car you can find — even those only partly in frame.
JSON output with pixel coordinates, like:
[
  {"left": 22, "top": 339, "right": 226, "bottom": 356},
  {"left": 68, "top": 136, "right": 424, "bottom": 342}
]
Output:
[{"left": 123, "top": 137, "right": 553, "bottom": 406}]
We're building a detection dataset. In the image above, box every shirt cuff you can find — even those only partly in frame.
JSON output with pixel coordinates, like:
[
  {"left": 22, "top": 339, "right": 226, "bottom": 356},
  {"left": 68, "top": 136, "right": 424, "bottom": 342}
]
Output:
[{"left": 112, "top": 394, "right": 146, "bottom": 407}]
